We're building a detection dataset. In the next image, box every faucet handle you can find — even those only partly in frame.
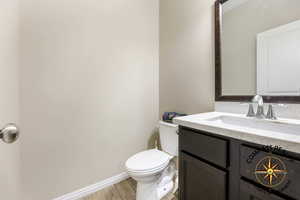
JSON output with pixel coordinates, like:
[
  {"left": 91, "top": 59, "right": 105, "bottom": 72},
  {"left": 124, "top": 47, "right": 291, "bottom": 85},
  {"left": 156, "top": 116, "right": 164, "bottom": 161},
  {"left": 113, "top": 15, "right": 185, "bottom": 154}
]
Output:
[
  {"left": 246, "top": 103, "right": 255, "bottom": 117},
  {"left": 266, "top": 104, "right": 277, "bottom": 120}
]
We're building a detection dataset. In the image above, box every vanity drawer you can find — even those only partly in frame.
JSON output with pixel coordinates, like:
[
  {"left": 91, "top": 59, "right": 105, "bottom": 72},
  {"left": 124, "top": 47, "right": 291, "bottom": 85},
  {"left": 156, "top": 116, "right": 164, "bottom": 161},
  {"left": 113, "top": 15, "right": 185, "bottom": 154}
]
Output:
[
  {"left": 179, "top": 128, "right": 228, "bottom": 168},
  {"left": 240, "top": 180, "right": 286, "bottom": 200},
  {"left": 240, "top": 145, "right": 300, "bottom": 199}
]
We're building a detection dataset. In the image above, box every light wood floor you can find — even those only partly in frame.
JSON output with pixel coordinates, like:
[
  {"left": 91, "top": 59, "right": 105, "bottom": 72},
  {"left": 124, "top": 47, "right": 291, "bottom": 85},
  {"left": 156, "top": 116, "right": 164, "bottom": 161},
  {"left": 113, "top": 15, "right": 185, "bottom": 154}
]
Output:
[{"left": 81, "top": 178, "right": 178, "bottom": 200}]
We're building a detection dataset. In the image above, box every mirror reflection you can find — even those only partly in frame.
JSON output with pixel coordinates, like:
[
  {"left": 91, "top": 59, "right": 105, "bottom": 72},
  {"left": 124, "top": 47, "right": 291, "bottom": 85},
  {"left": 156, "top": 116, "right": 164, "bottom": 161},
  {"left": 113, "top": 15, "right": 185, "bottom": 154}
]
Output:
[{"left": 221, "top": 0, "right": 300, "bottom": 96}]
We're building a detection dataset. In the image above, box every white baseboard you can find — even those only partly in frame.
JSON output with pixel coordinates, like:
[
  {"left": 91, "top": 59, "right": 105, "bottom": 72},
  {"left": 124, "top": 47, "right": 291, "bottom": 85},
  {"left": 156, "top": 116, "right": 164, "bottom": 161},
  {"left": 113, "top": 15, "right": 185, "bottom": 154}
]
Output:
[{"left": 53, "top": 172, "right": 129, "bottom": 200}]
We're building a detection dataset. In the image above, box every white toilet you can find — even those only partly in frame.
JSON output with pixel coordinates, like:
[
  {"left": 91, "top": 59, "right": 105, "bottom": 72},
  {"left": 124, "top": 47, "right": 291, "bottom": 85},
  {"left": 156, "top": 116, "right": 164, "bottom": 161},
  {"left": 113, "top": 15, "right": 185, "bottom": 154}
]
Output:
[{"left": 125, "top": 121, "right": 178, "bottom": 200}]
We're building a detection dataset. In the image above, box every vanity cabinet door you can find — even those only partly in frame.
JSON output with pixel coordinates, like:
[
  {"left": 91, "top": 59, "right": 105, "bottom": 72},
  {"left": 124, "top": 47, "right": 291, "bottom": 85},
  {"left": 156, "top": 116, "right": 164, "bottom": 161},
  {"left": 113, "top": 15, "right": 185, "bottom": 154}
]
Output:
[
  {"left": 240, "top": 145, "right": 300, "bottom": 199},
  {"left": 240, "top": 180, "right": 287, "bottom": 200},
  {"left": 179, "top": 152, "right": 227, "bottom": 200}
]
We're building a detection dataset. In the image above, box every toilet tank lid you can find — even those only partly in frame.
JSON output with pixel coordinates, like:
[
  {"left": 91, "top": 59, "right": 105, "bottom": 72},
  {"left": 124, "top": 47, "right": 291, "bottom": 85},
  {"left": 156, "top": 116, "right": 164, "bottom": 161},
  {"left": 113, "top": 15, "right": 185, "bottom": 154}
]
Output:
[{"left": 159, "top": 121, "right": 178, "bottom": 128}]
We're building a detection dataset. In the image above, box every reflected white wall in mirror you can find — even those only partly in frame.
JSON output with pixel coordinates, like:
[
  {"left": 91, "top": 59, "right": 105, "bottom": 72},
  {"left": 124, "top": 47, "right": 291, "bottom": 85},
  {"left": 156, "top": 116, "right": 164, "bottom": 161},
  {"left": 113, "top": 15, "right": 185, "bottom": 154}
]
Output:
[
  {"left": 221, "top": 0, "right": 300, "bottom": 96},
  {"left": 257, "top": 20, "right": 300, "bottom": 96}
]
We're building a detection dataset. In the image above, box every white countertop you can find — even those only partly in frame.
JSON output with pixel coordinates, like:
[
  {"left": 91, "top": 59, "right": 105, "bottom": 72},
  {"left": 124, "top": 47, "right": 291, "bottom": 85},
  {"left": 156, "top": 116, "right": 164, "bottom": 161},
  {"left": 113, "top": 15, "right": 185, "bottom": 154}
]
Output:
[{"left": 174, "top": 112, "right": 300, "bottom": 154}]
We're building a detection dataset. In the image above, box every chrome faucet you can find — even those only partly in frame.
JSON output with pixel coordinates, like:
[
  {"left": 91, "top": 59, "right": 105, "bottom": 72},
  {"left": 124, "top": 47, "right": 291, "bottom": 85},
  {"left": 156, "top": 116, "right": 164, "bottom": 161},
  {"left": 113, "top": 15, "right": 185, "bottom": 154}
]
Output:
[
  {"left": 247, "top": 95, "right": 265, "bottom": 118},
  {"left": 247, "top": 95, "right": 280, "bottom": 120}
]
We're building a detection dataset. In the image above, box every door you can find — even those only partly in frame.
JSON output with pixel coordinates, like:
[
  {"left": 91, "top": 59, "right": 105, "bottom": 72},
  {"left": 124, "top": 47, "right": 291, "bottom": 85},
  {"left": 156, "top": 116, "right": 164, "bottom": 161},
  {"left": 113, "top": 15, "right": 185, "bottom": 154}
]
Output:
[
  {"left": 0, "top": 1, "right": 21, "bottom": 199},
  {"left": 240, "top": 180, "right": 287, "bottom": 200},
  {"left": 0, "top": 63, "right": 20, "bottom": 200},
  {"left": 179, "top": 152, "right": 227, "bottom": 200}
]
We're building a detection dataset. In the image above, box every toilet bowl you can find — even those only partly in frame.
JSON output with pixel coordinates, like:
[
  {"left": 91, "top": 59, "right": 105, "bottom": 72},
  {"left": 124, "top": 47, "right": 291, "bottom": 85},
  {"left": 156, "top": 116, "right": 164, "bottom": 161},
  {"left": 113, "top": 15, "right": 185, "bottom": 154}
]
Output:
[{"left": 125, "top": 121, "right": 178, "bottom": 200}]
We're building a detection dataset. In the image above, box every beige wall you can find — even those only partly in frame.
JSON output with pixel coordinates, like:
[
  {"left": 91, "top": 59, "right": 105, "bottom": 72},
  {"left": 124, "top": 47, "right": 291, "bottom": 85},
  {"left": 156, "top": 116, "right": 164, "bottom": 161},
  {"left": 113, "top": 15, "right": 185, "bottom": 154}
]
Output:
[
  {"left": 0, "top": 1, "right": 21, "bottom": 200},
  {"left": 222, "top": 0, "right": 300, "bottom": 95},
  {"left": 0, "top": 0, "right": 217, "bottom": 199},
  {"left": 159, "top": 0, "right": 215, "bottom": 115},
  {"left": 19, "top": 0, "right": 159, "bottom": 199}
]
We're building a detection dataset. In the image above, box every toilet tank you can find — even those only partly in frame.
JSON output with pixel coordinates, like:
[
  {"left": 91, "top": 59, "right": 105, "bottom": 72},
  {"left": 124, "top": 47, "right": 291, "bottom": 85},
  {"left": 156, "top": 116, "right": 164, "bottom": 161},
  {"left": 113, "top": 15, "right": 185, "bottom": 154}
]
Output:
[{"left": 159, "top": 121, "right": 178, "bottom": 156}]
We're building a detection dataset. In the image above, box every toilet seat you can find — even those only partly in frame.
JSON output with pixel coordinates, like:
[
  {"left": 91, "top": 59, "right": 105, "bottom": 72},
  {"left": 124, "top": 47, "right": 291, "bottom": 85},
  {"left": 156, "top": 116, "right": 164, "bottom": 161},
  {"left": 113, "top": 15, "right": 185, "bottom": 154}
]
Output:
[{"left": 126, "top": 149, "right": 172, "bottom": 174}]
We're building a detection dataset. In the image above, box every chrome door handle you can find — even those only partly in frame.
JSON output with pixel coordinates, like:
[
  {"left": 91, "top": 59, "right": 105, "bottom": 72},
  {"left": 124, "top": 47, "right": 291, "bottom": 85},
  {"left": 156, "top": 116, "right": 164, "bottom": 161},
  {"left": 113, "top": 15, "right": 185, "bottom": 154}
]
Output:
[{"left": 0, "top": 123, "right": 19, "bottom": 144}]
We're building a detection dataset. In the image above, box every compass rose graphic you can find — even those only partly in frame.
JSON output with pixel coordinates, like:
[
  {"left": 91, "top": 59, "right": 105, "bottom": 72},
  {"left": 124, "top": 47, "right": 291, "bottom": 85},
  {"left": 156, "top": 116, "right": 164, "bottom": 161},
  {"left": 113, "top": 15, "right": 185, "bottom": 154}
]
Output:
[{"left": 254, "top": 156, "right": 288, "bottom": 188}]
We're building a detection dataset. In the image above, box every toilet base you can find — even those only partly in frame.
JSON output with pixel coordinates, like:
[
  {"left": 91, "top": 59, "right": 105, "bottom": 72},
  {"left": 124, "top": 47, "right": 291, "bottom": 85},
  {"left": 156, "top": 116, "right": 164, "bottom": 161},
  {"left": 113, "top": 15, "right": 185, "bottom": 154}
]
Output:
[
  {"left": 133, "top": 159, "right": 177, "bottom": 200},
  {"left": 136, "top": 179, "right": 174, "bottom": 200},
  {"left": 136, "top": 181, "right": 158, "bottom": 200}
]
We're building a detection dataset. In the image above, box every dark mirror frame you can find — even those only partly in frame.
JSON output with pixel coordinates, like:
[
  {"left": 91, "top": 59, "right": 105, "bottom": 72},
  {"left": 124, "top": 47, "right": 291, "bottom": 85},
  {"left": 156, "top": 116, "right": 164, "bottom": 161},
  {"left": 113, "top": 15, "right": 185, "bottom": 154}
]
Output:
[{"left": 214, "top": 0, "right": 300, "bottom": 103}]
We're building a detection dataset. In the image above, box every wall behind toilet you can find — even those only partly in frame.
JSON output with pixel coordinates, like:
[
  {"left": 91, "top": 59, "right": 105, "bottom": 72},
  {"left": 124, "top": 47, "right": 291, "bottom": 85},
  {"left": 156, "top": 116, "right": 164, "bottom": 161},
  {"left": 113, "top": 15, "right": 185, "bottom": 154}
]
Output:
[
  {"left": 19, "top": 0, "right": 159, "bottom": 199},
  {"left": 159, "top": 0, "right": 215, "bottom": 116}
]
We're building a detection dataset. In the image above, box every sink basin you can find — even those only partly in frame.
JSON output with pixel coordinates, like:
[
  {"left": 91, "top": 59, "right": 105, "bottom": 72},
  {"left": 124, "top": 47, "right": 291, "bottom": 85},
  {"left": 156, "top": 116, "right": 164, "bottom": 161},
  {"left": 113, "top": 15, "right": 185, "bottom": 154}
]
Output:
[{"left": 205, "top": 115, "right": 300, "bottom": 136}]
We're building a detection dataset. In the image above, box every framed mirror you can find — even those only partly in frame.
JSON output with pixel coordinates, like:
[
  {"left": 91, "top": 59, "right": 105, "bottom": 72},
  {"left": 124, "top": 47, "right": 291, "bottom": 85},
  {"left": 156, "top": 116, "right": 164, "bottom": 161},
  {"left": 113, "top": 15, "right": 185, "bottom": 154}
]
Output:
[{"left": 215, "top": 0, "right": 300, "bottom": 103}]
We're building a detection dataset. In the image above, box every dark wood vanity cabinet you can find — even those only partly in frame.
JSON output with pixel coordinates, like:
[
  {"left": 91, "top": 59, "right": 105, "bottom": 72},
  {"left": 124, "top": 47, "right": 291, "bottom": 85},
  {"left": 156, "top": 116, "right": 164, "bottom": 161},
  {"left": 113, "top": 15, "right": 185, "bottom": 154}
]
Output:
[
  {"left": 179, "top": 126, "right": 300, "bottom": 200},
  {"left": 180, "top": 152, "right": 227, "bottom": 200},
  {"left": 179, "top": 128, "right": 229, "bottom": 200},
  {"left": 180, "top": 128, "right": 228, "bottom": 168}
]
